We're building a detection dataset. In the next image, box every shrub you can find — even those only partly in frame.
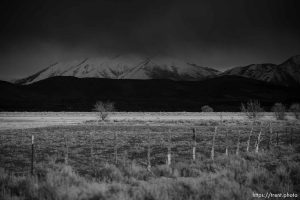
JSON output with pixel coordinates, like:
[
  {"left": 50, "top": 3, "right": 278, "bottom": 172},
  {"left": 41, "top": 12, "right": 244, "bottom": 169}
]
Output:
[
  {"left": 94, "top": 101, "right": 115, "bottom": 121},
  {"left": 94, "top": 163, "right": 124, "bottom": 182},
  {"left": 289, "top": 103, "right": 300, "bottom": 119},
  {"left": 272, "top": 103, "right": 286, "bottom": 120},
  {"left": 241, "top": 100, "right": 264, "bottom": 120},
  {"left": 201, "top": 105, "right": 214, "bottom": 112}
]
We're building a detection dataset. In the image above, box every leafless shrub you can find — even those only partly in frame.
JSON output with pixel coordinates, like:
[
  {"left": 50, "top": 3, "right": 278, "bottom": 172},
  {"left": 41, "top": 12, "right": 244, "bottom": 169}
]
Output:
[
  {"left": 201, "top": 105, "right": 214, "bottom": 112},
  {"left": 289, "top": 103, "right": 300, "bottom": 119},
  {"left": 94, "top": 101, "right": 115, "bottom": 121},
  {"left": 272, "top": 103, "right": 286, "bottom": 120},
  {"left": 241, "top": 100, "right": 264, "bottom": 120}
]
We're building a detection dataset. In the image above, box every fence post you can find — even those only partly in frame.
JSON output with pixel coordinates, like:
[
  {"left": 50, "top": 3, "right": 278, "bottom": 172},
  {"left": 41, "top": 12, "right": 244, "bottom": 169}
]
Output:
[
  {"left": 268, "top": 122, "right": 272, "bottom": 150},
  {"left": 166, "top": 130, "right": 172, "bottom": 166},
  {"left": 123, "top": 150, "right": 128, "bottom": 167},
  {"left": 147, "top": 130, "right": 151, "bottom": 171},
  {"left": 246, "top": 123, "right": 254, "bottom": 152},
  {"left": 225, "top": 129, "right": 229, "bottom": 156},
  {"left": 211, "top": 126, "right": 217, "bottom": 161},
  {"left": 255, "top": 127, "right": 262, "bottom": 153},
  {"left": 31, "top": 135, "right": 34, "bottom": 175},
  {"left": 290, "top": 127, "right": 293, "bottom": 146},
  {"left": 276, "top": 130, "right": 279, "bottom": 146},
  {"left": 236, "top": 130, "right": 241, "bottom": 155},
  {"left": 64, "top": 136, "right": 68, "bottom": 165},
  {"left": 114, "top": 132, "right": 118, "bottom": 164},
  {"left": 286, "top": 127, "right": 288, "bottom": 145},
  {"left": 90, "top": 132, "right": 95, "bottom": 174},
  {"left": 192, "top": 128, "right": 196, "bottom": 161}
]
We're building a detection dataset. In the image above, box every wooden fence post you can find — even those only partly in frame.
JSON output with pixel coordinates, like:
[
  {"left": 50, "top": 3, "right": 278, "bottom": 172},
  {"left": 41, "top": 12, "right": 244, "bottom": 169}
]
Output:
[
  {"left": 225, "top": 129, "right": 229, "bottom": 156},
  {"left": 31, "top": 135, "right": 34, "bottom": 175},
  {"left": 255, "top": 127, "right": 262, "bottom": 153},
  {"left": 147, "top": 130, "right": 151, "bottom": 171},
  {"left": 286, "top": 127, "right": 288, "bottom": 145},
  {"left": 211, "top": 126, "right": 217, "bottom": 161},
  {"left": 90, "top": 132, "right": 95, "bottom": 174},
  {"left": 166, "top": 130, "right": 172, "bottom": 166},
  {"left": 276, "top": 130, "right": 279, "bottom": 146},
  {"left": 192, "top": 128, "right": 196, "bottom": 161},
  {"left": 122, "top": 150, "right": 128, "bottom": 166},
  {"left": 290, "top": 127, "right": 293, "bottom": 146},
  {"left": 246, "top": 123, "right": 253, "bottom": 152},
  {"left": 268, "top": 122, "right": 272, "bottom": 150},
  {"left": 236, "top": 130, "right": 241, "bottom": 155},
  {"left": 114, "top": 132, "right": 118, "bottom": 164},
  {"left": 64, "top": 136, "right": 68, "bottom": 165}
]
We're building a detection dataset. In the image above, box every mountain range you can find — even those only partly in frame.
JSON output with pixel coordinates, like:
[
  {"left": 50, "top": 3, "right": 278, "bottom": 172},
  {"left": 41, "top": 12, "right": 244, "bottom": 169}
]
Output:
[
  {"left": 1, "top": 54, "right": 299, "bottom": 111},
  {"left": 14, "top": 56, "right": 220, "bottom": 85},
  {"left": 223, "top": 55, "right": 300, "bottom": 86},
  {"left": 14, "top": 55, "right": 300, "bottom": 86}
]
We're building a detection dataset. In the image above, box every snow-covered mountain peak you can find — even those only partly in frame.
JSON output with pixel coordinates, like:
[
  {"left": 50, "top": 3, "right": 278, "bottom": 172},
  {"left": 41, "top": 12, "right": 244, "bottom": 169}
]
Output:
[
  {"left": 13, "top": 55, "right": 300, "bottom": 86},
  {"left": 222, "top": 55, "right": 300, "bottom": 86},
  {"left": 15, "top": 55, "right": 220, "bottom": 84}
]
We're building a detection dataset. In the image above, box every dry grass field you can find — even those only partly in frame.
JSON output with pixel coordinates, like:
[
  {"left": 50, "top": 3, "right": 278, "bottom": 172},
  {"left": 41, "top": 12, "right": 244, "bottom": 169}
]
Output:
[
  {"left": 0, "top": 111, "right": 296, "bottom": 130},
  {"left": 0, "top": 112, "right": 300, "bottom": 200}
]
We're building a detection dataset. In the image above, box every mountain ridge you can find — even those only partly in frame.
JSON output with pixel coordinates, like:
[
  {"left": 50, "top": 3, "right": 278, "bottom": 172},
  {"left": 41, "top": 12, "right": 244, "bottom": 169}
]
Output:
[
  {"left": 12, "top": 55, "right": 300, "bottom": 86},
  {"left": 222, "top": 55, "right": 300, "bottom": 86},
  {"left": 14, "top": 55, "right": 221, "bottom": 84}
]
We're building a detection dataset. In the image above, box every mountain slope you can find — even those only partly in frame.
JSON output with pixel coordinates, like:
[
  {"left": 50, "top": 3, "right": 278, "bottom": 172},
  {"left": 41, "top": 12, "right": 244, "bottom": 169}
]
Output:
[
  {"left": 13, "top": 55, "right": 300, "bottom": 86},
  {"left": 222, "top": 55, "right": 300, "bottom": 86},
  {"left": 2, "top": 76, "right": 300, "bottom": 111},
  {"left": 15, "top": 56, "right": 220, "bottom": 84}
]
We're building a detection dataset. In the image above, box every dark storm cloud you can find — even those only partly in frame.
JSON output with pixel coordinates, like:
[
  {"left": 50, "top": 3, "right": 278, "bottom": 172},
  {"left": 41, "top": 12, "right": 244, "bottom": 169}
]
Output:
[{"left": 0, "top": 0, "right": 300, "bottom": 79}]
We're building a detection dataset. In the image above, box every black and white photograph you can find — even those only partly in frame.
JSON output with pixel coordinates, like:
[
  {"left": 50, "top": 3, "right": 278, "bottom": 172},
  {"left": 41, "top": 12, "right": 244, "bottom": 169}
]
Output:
[{"left": 0, "top": 0, "right": 300, "bottom": 199}]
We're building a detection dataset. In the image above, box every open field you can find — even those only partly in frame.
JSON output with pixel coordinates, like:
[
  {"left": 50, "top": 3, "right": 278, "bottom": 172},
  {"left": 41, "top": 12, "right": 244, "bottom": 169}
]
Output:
[
  {"left": 0, "top": 112, "right": 300, "bottom": 199},
  {"left": 0, "top": 111, "right": 298, "bottom": 130}
]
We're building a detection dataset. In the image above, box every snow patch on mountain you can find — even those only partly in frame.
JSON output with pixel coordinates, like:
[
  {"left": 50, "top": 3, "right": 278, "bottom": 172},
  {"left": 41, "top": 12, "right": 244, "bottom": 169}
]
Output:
[
  {"left": 222, "top": 55, "right": 300, "bottom": 86},
  {"left": 15, "top": 55, "right": 220, "bottom": 84}
]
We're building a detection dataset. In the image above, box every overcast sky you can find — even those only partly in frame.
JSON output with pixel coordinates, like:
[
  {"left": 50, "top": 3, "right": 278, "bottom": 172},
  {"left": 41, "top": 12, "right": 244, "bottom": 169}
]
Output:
[{"left": 0, "top": 0, "right": 300, "bottom": 80}]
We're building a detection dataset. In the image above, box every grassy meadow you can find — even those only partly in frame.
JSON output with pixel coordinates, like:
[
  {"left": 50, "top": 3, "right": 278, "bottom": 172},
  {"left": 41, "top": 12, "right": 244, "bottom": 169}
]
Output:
[{"left": 0, "top": 113, "right": 300, "bottom": 199}]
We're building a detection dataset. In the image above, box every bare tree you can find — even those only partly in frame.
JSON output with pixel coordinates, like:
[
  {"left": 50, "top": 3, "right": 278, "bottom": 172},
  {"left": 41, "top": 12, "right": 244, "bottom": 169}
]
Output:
[
  {"left": 201, "top": 105, "right": 214, "bottom": 112},
  {"left": 94, "top": 101, "right": 115, "bottom": 121},
  {"left": 289, "top": 103, "right": 300, "bottom": 119},
  {"left": 272, "top": 103, "right": 286, "bottom": 120},
  {"left": 241, "top": 100, "right": 264, "bottom": 120}
]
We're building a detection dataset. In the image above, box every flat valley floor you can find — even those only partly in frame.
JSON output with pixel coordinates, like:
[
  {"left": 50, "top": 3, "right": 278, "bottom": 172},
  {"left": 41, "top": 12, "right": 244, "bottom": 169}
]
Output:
[{"left": 0, "top": 112, "right": 300, "bottom": 200}]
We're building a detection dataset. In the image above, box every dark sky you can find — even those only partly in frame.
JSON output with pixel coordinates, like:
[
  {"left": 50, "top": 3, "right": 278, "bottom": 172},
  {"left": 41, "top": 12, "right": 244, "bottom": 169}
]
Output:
[{"left": 0, "top": 0, "right": 300, "bottom": 80}]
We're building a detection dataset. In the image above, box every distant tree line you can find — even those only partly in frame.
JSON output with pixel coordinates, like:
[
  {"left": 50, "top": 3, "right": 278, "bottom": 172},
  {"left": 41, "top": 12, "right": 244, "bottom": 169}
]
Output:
[{"left": 93, "top": 100, "right": 300, "bottom": 121}]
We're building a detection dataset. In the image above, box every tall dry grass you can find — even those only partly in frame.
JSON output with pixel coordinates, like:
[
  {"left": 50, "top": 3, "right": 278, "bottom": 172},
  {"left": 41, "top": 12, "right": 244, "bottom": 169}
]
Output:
[{"left": 2, "top": 144, "right": 299, "bottom": 200}]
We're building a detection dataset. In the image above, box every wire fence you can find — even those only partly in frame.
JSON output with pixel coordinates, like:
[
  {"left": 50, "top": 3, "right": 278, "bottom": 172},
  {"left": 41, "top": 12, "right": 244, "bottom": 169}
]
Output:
[{"left": 0, "top": 122, "right": 299, "bottom": 176}]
